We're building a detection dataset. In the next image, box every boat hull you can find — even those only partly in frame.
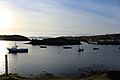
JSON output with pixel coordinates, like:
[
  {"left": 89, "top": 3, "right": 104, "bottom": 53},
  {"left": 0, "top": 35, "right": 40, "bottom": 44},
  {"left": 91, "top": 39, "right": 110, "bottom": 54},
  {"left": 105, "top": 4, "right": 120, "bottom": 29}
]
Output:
[
  {"left": 78, "top": 48, "right": 84, "bottom": 52},
  {"left": 7, "top": 48, "right": 28, "bottom": 53},
  {"left": 40, "top": 46, "right": 47, "bottom": 48},
  {"left": 93, "top": 48, "right": 99, "bottom": 50},
  {"left": 63, "top": 46, "right": 72, "bottom": 49}
]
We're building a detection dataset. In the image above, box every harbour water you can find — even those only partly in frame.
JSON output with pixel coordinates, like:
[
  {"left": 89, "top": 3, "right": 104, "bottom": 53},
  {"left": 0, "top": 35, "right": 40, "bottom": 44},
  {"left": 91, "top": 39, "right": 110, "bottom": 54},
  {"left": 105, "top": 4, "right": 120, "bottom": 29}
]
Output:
[{"left": 0, "top": 40, "right": 120, "bottom": 76}]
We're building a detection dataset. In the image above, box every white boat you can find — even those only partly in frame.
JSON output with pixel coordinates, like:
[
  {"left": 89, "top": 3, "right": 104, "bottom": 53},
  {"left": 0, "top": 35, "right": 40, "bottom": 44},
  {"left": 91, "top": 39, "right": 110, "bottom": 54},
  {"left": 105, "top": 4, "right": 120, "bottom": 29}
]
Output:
[{"left": 7, "top": 43, "right": 28, "bottom": 53}]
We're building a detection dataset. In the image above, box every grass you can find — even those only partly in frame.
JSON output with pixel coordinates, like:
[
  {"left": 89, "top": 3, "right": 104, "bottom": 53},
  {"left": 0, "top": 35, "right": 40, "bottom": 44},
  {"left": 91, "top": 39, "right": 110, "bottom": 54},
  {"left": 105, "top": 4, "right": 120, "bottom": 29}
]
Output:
[{"left": 0, "top": 71, "right": 120, "bottom": 80}]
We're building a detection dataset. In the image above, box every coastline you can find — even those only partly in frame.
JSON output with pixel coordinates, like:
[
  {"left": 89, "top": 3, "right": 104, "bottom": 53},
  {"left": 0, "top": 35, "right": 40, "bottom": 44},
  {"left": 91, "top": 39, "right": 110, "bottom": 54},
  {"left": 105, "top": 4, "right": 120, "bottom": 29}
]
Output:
[
  {"left": 0, "top": 70, "right": 120, "bottom": 80},
  {"left": 1, "top": 33, "right": 120, "bottom": 45}
]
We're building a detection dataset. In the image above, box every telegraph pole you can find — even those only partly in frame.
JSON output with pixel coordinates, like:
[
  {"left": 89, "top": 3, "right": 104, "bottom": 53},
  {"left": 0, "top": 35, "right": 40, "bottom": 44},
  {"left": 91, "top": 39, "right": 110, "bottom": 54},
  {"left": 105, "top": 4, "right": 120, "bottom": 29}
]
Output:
[{"left": 5, "top": 55, "right": 8, "bottom": 76}]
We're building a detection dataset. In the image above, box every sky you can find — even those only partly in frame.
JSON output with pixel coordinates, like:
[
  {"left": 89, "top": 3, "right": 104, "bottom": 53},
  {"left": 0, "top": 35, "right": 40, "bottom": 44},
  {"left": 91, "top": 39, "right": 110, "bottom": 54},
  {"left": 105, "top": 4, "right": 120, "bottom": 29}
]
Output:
[{"left": 0, "top": 0, "right": 120, "bottom": 37}]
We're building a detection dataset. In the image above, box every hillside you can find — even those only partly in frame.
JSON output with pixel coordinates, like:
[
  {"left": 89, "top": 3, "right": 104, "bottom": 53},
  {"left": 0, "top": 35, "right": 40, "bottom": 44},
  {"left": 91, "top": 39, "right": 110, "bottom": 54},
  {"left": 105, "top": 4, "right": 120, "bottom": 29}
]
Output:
[
  {"left": 0, "top": 35, "right": 30, "bottom": 41},
  {"left": 27, "top": 33, "right": 120, "bottom": 45},
  {"left": 83, "top": 33, "right": 120, "bottom": 44},
  {"left": 28, "top": 37, "right": 81, "bottom": 45}
]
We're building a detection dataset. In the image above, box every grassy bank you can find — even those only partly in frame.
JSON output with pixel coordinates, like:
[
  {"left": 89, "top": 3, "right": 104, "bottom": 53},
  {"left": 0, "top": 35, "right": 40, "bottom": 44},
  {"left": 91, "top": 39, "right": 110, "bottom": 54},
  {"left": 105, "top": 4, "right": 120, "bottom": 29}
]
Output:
[{"left": 1, "top": 71, "right": 120, "bottom": 80}]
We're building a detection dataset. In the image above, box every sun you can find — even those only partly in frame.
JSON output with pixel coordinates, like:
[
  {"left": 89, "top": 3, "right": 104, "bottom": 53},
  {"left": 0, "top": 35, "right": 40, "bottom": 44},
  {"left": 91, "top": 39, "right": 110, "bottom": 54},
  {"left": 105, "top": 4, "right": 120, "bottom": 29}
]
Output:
[{"left": 0, "top": 8, "right": 13, "bottom": 29}]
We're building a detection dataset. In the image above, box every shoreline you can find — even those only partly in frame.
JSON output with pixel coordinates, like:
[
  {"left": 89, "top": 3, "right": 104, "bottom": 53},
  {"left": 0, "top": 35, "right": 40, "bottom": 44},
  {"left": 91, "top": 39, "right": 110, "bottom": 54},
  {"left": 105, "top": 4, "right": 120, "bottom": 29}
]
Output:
[
  {"left": 1, "top": 33, "right": 120, "bottom": 45},
  {"left": 0, "top": 70, "right": 120, "bottom": 80}
]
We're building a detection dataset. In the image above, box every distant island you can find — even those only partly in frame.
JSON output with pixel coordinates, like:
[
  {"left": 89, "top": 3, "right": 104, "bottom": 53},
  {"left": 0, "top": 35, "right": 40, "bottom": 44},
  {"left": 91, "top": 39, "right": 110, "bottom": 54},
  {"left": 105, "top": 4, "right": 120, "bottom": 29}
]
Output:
[
  {"left": 27, "top": 33, "right": 120, "bottom": 45},
  {"left": 28, "top": 37, "right": 81, "bottom": 45},
  {"left": 1, "top": 33, "right": 120, "bottom": 45},
  {"left": 0, "top": 35, "right": 30, "bottom": 41},
  {"left": 84, "top": 33, "right": 120, "bottom": 45}
]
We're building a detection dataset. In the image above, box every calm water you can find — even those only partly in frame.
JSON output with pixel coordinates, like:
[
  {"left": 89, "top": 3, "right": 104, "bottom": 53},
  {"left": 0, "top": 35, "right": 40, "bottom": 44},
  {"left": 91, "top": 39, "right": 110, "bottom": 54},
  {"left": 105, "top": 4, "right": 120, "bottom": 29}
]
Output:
[{"left": 0, "top": 41, "right": 120, "bottom": 76}]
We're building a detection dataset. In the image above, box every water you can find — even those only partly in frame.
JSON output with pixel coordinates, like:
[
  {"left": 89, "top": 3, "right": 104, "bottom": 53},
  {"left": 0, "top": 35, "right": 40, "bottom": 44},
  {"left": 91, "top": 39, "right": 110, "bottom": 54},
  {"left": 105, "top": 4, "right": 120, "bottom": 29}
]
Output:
[{"left": 0, "top": 40, "right": 120, "bottom": 76}]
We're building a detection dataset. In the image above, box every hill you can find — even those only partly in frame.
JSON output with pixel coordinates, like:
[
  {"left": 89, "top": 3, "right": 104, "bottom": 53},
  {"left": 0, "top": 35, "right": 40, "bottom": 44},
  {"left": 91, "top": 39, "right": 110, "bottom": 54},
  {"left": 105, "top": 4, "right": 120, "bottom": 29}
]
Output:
[
  {"left": 28, "top": 37, "right": 81, "bottom": 45},
  {"left": 0, "top": 35, "right": 30, "bottom": 41},
  {"left": 84, "top": 33, "right": 120, "bottom": 45}
]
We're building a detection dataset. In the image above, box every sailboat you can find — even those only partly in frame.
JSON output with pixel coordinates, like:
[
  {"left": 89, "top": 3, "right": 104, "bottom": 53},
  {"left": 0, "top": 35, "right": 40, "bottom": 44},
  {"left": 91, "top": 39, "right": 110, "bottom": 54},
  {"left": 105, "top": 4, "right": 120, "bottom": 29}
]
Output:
[{"left": 78, "top": 44, "right": 84, "bottom": 52}]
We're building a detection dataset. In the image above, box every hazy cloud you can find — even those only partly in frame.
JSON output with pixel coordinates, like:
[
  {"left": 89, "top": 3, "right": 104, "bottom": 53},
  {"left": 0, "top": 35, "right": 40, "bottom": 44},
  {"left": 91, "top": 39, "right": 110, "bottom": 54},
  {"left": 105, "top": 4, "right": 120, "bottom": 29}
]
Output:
[{"left": 0, "top": 0, "right": 120, "bottom": 36}]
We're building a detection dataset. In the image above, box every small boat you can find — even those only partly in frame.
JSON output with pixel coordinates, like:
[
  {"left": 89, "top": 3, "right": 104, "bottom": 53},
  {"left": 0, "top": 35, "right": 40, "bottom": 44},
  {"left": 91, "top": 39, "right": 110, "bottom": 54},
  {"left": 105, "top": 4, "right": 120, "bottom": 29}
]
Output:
[
  {"left": 78, "top": 48, "right": 84, "bottom": 52},
  {"left": 7, "top": 43, "right": 28, "bottom": 53},
  {"left": 93, "top": 47, "right": 99, "bottom": 50},
  {"left": 118, "top": 47, "right": 120, "bottom": 49},
  {"left": 63, "top": 46, "right": 72, "bottom": 49},
  {"left": 78, "top": 44, "right": 84, "bottom": 52},
  {"left": 40, "top": 45, "right": 47, "bottom": 48}
]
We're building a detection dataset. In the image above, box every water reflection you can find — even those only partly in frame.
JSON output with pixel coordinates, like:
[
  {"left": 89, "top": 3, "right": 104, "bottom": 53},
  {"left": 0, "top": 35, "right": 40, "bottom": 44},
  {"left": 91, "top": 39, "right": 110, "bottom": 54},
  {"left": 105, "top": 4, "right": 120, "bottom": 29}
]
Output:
[
  {"left": 0, "top": 41, "right": 29, "bottom": 75},
  {"left": 0, "top": 41, "right": 10, "bottom": 74},
  {"left": 0, "top": 41, "right": 120, "bottom": 76}
]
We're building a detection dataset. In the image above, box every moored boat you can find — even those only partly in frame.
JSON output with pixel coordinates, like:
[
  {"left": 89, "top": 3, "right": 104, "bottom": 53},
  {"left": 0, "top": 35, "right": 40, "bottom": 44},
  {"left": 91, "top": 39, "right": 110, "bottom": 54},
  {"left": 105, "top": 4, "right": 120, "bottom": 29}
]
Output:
[
  {"left": 40, "top": 45, "right": 47, "bottom": 48},
  {"left": 78, "top": 48, "right": 84, "bottom": 52},
  {"left": 78, "top": 44, "right": 84, "bottom": 52},
  {"left": 7, "top": 43, "right": 28, "bottom": 53},
  {"left": 93, "top": 47, "right": 99, "bottom": 50},
  {"left": 63, "top": 46, "right": 72, "bottom": 49}
]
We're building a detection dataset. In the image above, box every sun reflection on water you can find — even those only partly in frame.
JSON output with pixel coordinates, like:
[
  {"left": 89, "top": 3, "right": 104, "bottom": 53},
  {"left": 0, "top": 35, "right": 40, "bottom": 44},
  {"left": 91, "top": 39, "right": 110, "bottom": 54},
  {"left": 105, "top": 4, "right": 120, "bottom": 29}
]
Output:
[{"left": 0, "top": 41, "right": 9, "bottom": 74}]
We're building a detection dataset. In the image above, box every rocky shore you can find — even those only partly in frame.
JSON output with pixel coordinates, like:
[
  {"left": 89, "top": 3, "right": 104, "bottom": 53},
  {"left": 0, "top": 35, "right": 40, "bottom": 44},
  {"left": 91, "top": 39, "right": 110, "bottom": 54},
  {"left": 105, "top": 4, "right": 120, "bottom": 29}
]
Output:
[
  {"left": 1, "top": 33, "right": 120, "bottom": 45},
  {"left": 0, "top": 71, "right": 120, "bottom": 80}
]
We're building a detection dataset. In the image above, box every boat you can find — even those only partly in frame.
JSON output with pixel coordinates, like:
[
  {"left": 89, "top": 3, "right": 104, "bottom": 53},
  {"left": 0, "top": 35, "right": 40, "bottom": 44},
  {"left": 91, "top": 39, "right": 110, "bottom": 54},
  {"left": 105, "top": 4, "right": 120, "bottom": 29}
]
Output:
[
  {"left": 78, "top": 48, "right": 84, "bottom": 52},
  {"left": 118, "top": 47, "right": 120, "bottom": 49},
  {"left": 78, "top": 44, "right": 84, "bottom": 52},
  {"left": 7, "top": 43, "right": 28, "bottom": 53},
  {"left": 63, "top": 46, "right": 72, "bottom": 49},
  {"left": 40, "top": 45, "right": 47, "bottom": 48},
  {"left": 93, "top": 47, "right": 99, "bottom": 50}
]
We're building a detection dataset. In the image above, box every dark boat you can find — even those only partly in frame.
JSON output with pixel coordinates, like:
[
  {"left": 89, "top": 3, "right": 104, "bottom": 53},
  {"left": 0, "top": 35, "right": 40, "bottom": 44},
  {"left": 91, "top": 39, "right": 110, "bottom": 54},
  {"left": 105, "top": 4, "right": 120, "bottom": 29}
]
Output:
[
  {"left": 93, "top": 47, "right": 99, "bottom": 50},
  {"left": 78, "top": 48, "right": 84, "bottom": 52},
  {"left": 40, "top": 45, "right": 47, "bottom": 48},
  {"left": 118, "top": 47, "right": 120, "bottom": 49},
  {"left": 63, "top": 46, "right": 72, "bottom": 49},
  {"left": 7, "top": 48, "right": 28, "bottom": 53}
]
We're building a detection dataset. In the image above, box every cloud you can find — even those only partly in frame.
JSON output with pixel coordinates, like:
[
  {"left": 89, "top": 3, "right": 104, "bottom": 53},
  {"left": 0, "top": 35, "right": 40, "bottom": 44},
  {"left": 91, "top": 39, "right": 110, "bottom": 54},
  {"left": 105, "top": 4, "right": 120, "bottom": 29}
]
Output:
[{"left": 0, "top": 0, "right": 120, "bottom": 35}]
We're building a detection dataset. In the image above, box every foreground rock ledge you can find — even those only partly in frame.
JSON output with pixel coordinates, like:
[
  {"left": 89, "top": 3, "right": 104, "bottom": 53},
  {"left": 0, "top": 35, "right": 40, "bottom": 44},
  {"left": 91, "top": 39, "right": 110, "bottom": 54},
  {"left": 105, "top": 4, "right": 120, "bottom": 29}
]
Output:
[{"left": 0, "top": 71, "right": 120, "bottom": 80}]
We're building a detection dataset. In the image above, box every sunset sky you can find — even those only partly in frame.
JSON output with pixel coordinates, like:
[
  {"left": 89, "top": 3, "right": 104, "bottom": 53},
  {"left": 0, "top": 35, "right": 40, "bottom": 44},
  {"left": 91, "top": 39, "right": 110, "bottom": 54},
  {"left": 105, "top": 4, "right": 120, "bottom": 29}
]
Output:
[{"left": 0, "top": 0, "right": 120, "bottom": 37}]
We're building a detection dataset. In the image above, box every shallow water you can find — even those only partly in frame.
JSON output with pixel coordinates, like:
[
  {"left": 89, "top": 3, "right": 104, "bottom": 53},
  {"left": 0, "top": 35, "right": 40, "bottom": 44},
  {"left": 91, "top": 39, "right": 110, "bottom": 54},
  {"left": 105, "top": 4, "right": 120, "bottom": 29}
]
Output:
[{"left": 0, "top": 41, "right": 120, "bottom": 76}]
